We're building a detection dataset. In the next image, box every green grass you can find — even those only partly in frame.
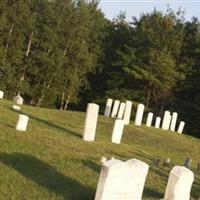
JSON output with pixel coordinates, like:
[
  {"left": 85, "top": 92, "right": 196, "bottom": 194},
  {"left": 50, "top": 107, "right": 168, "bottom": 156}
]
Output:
[{"left": 0, "top": 99, "right": 200, "bottom": 200}]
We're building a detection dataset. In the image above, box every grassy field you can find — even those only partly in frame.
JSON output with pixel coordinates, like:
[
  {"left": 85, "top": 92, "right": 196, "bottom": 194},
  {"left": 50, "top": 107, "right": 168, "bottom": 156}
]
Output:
[{"left": 0, "top": 99, "right": 199, "bottom": 200}]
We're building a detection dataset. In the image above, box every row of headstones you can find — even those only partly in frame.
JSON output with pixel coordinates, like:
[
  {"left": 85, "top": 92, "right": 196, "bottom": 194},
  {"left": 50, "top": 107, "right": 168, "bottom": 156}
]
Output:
[
  {"left": 105, "top": 99, "right": 185, "bottom": 134},
  {"left": 94, "top": 157, "right": 194, "bottom": 200},
  {"left": 0, "top": 91, "right": 29, "bottom": 132}
]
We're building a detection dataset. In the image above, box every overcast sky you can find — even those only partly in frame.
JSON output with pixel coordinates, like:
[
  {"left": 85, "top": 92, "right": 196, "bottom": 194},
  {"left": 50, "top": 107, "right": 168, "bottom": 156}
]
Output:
[{"left": 98, "top": 0, "right": 200, "bottom": 22}]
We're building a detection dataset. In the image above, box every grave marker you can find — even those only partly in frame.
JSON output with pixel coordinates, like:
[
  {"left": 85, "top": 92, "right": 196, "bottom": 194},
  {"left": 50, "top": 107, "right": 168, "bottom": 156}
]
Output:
[
  {"left": 16, "top": 114, "right": 29, "bottom": 131},
  {"left": 104, "top": 98, "right": 113, "bottom": 117},
  {"left": 135, "top": 104, "right": 145, "bottom": 126}
]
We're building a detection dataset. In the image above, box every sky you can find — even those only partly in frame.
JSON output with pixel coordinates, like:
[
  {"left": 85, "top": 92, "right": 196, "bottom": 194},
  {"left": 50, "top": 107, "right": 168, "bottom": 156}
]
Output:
[{"left": 98, "top": 0, "right": 200, "bottom": 22}]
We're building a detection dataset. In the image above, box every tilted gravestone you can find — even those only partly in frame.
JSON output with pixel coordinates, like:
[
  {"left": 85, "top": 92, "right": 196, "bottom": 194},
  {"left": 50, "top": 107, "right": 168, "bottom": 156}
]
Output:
[
  {"left": 111, "top": 119, "right": 124, "bottom": 144},
  {"left": 0, "top": 90, "right": 4, "bottom": 99},
  {"left": 146, "top": 112, "right": 153, "bottom": 127},
  {"left": 111, "top": 100, "right": 120, "bottom": 118},
  {"left": 162, "top": 111, "right": 171, "bottom": 130},
  {"left": 95, "top": 158, "right": 149, "bottom": 200},
  {"left": 155, "top": 117, "right": 161, "bottom": 128},
  {"left": 123, "top": 100, "right": 132, "bottom": 125},
  {"left": 117, "top": 102, "right": 125, "bottom": 119},
  {"left": 177, "top": 121, "right": 185, "bottom": 134},
  {"left": 104, "top": 98, "right": 113, "bottom": 117},
  {"left": 164, "top": 166, "right": 194, "bottom": 200},
  {"left": 83, "top": 103, "right": 99, "bottom": 141},
  {"left": 16, "top": 114, "right": 29, "bottom": 131},
  {"left": 170, "top": 112, "right": 178, "bottom": 132},
  {"left": 135, "top": 104, "right": 145, "bottom": 126}
]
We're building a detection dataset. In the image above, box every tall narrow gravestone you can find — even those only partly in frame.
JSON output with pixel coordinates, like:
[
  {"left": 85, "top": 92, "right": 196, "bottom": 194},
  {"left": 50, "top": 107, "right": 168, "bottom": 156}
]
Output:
[
  {"left": 83, "top": 103, "right": 99, "bottom": 141},
  {"left": 177, "top": 121, "right": 185, "bottom": 134},
  {"left": 162, "top": 111, "right": 171, "bottom": 130},
  {"left": 111, "top": 100, "right": 120, "bottom": 118},
  {"left": 16, "top": 114, "right": 29, "bottom": 131},
  {"left": 123, "top": 100, "right": 132, "bottom": 125},
  {"left": 111, "top": 119, "right": 124, "bottom": 144},
  {"left": 135, "top": 104, "right": 145, "bottom": 126},
  {"left": 117, "top": 102, "right": 125, "bottom": 119},
  {"left": 146, "top": 112, "right": 153, "bottom": 127},
  {"left": 155, "top": 117, "right": 161, "bottom": 128},
  {"left": 170, "top": 112, "right": 178, "bottom": 132},
  {"left": 104, "top": 98, "right": 113, "bottom": 117},
  {"left": 164, "top": 166, "right": 194, "bottom": 200},
  {"left": 13, "top": 94, "right": 24, "bottom": 105},
  {"left": 0, "top": 90, "right": 4, "bottom": 99},
  {"left": 95, "top": 158, "right": 149, "bottom": 200}
]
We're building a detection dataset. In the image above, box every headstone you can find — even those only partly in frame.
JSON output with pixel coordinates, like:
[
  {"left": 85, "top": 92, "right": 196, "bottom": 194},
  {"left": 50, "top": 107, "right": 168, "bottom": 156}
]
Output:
[
  {"left": 166, "top": 114, "right": 172, "bottom": 130},
  {"left": 135, "top": 103, "right": 145, "bottom": 126},
  {"left": 177, "top": 121, "right": 185, "bottom": 134},
  {"left": 13, "top": 94, "right": 24, "bottom": 105},
  {"left": 111, "top": 100, "right": 120, "bottom": 118},
  {"left": 146, "top": 112, "right": 153, "bottom": 127},
  {"left": 170, "top": 112, "right": 178, "bottom": 132},
  {"left": 162, "top": 111, "right": 171, "bottom": 130},
  {"left": 16, "top": 114, "right": 29, "bottom": 131},
  {"left": 163, "top": 158, "right": 171, "bottom": 167},
  {"left": 0, "top": 90, "right": 4, "bottom": 99},
  {"left": 111, "top": 119, "right": 124, "bottom": 144},
  {"left": 104, "top": 98, "right": 113, "bottom": 117},
  {"left": 123, "top": 100, "right": 132, "bottom": 125},
  {"left": 95, "top": 158, "right": 149, "bottom": 200},
  {"left": 117, "top": 102, "right": 125, "bottom": 119},
  {"left": 12, "top": 105, "right": 21, "bottom": 111},
  {"left": 155, "top": 117, "right": 161, "bottom": 128},
  {"left": 83, "top": 103, "right": 99, "bottom": 141},
  {"left": 164, "top": 166, "right": 194, "bottom": 200},
  {"left": 184, "top": 158, "right": 192, "bottom": 169}
]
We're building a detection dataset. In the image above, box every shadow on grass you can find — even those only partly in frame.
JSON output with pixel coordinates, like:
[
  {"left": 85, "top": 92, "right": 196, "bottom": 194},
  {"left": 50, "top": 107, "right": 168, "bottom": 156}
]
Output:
[
  {"left": 0, "top": 121, "right": 15, "bottom": 129},
  {"left": 0, "top": 153, "right": 95, "bottom": 200},
  {"left": 143, "top": 186, "right": 163, "bottom": 199},
  {"left": 13, "top": 110, "right": 82, "bottom": 138},
  {"left": 81, "top": 160, "right": 101, "bottom": 174}
]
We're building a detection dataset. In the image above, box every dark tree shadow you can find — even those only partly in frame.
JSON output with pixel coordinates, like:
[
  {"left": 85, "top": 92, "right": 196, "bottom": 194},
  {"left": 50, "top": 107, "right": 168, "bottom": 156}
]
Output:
[
  {"left": 12, "top": 110, "right": 82, "bottom": 138},
  {"left": 143, "top": 186, "right": 163, "bottom": 199},
  {"left": 0, "top": 153, "right": 95, "bottom": 200},
  {"left": 81, "top": 160, "right": 101, "bottom": 174}
]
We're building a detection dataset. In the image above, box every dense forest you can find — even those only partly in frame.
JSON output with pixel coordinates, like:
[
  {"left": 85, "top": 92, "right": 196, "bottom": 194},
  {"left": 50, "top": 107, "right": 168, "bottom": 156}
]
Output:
[{"left": 0, "top": 0, "right": 200, "bottom": 138}]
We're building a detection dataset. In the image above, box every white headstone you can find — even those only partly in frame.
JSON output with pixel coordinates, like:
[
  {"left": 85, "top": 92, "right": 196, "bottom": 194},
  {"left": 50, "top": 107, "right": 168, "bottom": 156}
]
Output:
[
  {"left": 164, "top": 166, "right": 194, "bottom": 200},
  {"left": 111, "top": 100, "right": 120, "bottom": 118},
  {"left": 162, "top": 111, "right": 171, "bottom": 130},
  {"left": 12, "top": 105, "right": 21, "bottom": 111},
  {"left": 170, "top": 112, "right": 178, "bottom": 132},
  {"left": 166, "top": 114, "right": 172, "bottom": 130},
  {"left": 95, "top": 158, "right": 149, "bottom": 200},
  {"left": 0, "top": 90, "right": 4, "bottom": 99},
  {"left": 155, "top": 117, "right": 161, "bottom": 128},
  {"left": 13, "top": 94, "right": 24, "bottom": 105},
  {"left": 135, "top": 104, "right": 145, "bottom": 126},
  {"left": 111, "top": 119, "right": 124, "bottom": 144},
  {"left": 123, "top": 100, "right": 132, "bottom": 125},
  {"left": 83, "top": 103, "right": 99, "bottom": 141},
  {"left": 177, "top": 121, "right": 185, "bottom": 134},
  {"left": 104, "top": 98, "right": 113, "bottom": 117},
  {"left": 16, "top": 114, "right": 29, "bottom": 131},
  {"left": 117, "top": 102, "right": 126, "bottom": 119},
  {"left": 146, "top": 112, "right": 153, "bottom": 127}
]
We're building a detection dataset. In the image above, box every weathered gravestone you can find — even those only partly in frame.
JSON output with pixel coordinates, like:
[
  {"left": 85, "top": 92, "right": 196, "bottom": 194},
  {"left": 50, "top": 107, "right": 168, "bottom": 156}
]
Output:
[
  {"left": 155, "top": 117, "right": 161, "bottom": 128},
  {"left": 111, "top": 100, "right": 120, "bottom": 118},
  {"left": 135, "top": 103, "right": 145, "bottom": 126},
  {"left": 83, "top": 103, "right": 99, "bottom": 141},
  {"left": 164, "top": 166, "right": 194, "bottom": 200},
  {"left": 162, "top": 111, "right": 171, "bottom": 130},
  {"left": 146, "top": 112, "right": 153, "bottom": 127},
  {"left": 111, "top": 119, "right": 124, "bottom": 144},
  {"left": 117, "top": 102, "right": 125, "bottom": 119},
  {"left": 16, "top": 114, "right": 29, "bottom": 131},
  {"left": 104, "top": 98, "right": 113, "bottom": 117},
  {"left": 12, "top": 105, "right": 21, "bottom": 111},
  {"left": 95, "top": 158, "right": 149, "bottom": 200},
  {"left": 184, "top": 158, "right": 192, "bottom": 169},
  {"left": 170, "top": 112, "right": 178, "bottom": 132},
  {"left": 0, "top": 90, "right": 4, "bottom": 99},
  {"left": 177, "top": 121, "right": 185, "bottom": 134},
  {"left": 123, "top": 100, "right": 132, "bottom": 125},
  {"left": 13, "top": 94, "right": 24, "bottom": 105}
]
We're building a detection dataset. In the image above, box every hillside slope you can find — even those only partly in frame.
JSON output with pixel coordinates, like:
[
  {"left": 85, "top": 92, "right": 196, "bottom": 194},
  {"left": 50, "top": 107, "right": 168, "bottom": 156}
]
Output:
[{"left": 0, "top": 99, "right": 199, "bottom": 200}]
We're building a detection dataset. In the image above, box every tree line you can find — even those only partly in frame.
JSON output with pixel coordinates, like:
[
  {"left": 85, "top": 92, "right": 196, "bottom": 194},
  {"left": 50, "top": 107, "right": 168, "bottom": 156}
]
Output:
[{"left": 0, "top": 0, "right": 200, "bottom": 137}]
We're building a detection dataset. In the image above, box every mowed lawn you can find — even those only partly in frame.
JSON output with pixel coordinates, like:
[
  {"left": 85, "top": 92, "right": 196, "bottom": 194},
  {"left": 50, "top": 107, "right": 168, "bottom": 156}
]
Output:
[{"left": 0, "top": 99, "right": 199, "bottom": 200}]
